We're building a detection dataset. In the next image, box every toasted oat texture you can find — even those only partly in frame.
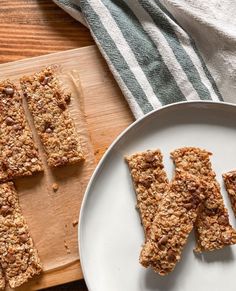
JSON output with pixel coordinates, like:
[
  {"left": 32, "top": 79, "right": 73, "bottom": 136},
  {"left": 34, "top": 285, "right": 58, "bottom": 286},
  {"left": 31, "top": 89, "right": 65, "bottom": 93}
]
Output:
[
  {"left": 0, "top": 80, "right": 42, "bottom": 182},
  {"left": 171, "top": 147, "right": 236, "bottom": 253},
  {"left": 20, "top": 67, "right": 84, "bottom": 167},
  {"left": 125, "top": 150, "right": 169, "bottom": 239},
  {"left": 0, "top": 182, "right": 42, "bottom": 288},
  {"left": 0, "top": 268, "right": 5, "bottom": 290},
  {"left": 140, "top": 172, "right": 205, "bottom": 275},
  {"left": 223, "top": 171, "right": 236, "bottom": 216}
]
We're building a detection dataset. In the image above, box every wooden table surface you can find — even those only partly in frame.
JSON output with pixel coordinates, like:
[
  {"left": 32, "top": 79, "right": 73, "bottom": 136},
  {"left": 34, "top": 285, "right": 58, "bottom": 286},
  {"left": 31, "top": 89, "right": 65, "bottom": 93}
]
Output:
[{"left": 0, "top": 1, "right": 94, "bottom": 290}]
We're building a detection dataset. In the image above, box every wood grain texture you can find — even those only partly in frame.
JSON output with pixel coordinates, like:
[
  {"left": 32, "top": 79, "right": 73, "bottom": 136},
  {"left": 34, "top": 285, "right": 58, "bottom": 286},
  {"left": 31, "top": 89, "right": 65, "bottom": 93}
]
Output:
[{"left": 0, "top": 0, "right": 93, "bottom": 63}]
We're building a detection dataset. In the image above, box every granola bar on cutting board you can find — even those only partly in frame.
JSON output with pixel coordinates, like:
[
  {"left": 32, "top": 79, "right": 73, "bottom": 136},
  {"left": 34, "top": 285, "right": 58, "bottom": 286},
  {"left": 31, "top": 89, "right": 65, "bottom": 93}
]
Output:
[
  {"left": 0, "top": 183, "right": 42, "bottom": 289},
  {"left": 20, "top": 67, "right": 84, "bottom": 167},
  {"left": 0, "top": 81, "right": 42, "bottom": 182},
  {"left": 171, "top": 147, "right": 236, "bottom": 253}
]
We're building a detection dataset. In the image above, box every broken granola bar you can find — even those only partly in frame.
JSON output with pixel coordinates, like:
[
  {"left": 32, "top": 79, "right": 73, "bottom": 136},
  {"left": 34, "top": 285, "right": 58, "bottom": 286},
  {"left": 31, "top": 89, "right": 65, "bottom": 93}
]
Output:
[
  {"left": 140, "top": 172, "right": 205, "bottom": 275},
  {"left": 125, "top": 150, "right": 169, "bottom": 239},
  {"left": 223, "top": 170, "right": 236, "bottom": 216},
  {"left": 171, "top": 147, "right": 236, "bottom": 253},
  {"left": 0, "top": 182, "right": 42, "bottom": 288},
  {"left": 0, "top": 80, "right": 42, "bottom": 182},
  {"left": 20, "top": 67, "right": 84, "bottom": 167}
]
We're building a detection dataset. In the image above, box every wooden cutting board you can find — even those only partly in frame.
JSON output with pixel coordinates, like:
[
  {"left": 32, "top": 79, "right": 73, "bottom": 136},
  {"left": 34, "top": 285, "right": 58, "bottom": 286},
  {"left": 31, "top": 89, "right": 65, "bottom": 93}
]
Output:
[{"left": 0, "top": 45, "right": 134, "bottom": 290}]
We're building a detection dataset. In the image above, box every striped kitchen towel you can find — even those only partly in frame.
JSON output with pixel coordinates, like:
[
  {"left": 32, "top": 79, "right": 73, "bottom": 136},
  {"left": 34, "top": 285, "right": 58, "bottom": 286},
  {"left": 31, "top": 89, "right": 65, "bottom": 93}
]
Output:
[{"left": 54, "top": 0, "right": 236, "bottom": 119}]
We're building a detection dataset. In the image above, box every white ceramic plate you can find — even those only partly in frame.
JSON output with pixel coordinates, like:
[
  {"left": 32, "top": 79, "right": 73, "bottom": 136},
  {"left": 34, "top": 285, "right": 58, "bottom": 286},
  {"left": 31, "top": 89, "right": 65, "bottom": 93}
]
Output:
[{"left": 79, "top": 101, "right": 236, "bottom": 291}]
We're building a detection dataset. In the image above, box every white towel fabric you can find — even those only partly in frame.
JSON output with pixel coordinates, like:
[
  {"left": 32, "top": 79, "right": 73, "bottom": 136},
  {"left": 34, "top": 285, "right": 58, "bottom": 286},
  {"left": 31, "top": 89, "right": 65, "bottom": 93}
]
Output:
[{"left": 161, "top": 0, "right": 236, "bottom": 104}]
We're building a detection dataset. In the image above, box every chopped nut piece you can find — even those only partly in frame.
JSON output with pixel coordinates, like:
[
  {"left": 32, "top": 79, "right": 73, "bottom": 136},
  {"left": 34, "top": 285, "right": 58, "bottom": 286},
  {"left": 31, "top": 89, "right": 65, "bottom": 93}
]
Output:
[
  {"left": 125, "top": 150, "right": 169, "bottom": 239},
  {"left": 167, "top": 249, "right": 176, "bottom": 262},
  {"left": 0, "top": 182, "right": 42, "bottom": 288},
  {"left": 41, "top": 76, "right": 50, "bottom": 85},
  {"left": 64, "top": 93, "right": 71, "bottom": 104},
  {"left": 171, "top": 147, "right": 236, "bottom": 253},
  {"left": 20, "top": 67, "right": 84, "bottom": 167},
  {"left": 58, "top": 101, "right": 66, "bottom": 111},
  {"left": 140, "top": 172, "right": 205, "bottom": 275},
  {"left": 0, "top": 205, "right": 11, "bottom": 216},
  {"left": 6, "top": 254, "right": 16, "bottom": 264},
  {"left": 4, "top": 86, "right": 14, "bottom": 96},
  {"left": 5, "top": 116, "right": 14, "bottom": 126},
  {"left": 223, "top": 170, "right": 236, "bottom": 216},
  {"left": 45, "top": 127, "right": 53, "bottom": 134},
  {"left": 0, "top": 80, "right": 43, "bottom": 182},
  {"left": 52, "top": 183, "right": 59, "bottom": 192},
  {"left": 19, "top": 234, "right": 28, "bottom": 243},
  {"left": 158, "top": 235, "right": 168, "bottom": 246}
]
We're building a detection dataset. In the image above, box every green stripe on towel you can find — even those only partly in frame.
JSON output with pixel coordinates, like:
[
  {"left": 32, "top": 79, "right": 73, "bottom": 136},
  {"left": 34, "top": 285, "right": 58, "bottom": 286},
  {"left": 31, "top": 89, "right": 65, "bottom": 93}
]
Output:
[
  {"left": 101, "top": 0, "right": 187, "bottom": 105},
  {"left": 80, "top": 0, "right": 154, "bottom": 114},
  {"left": 140, "top": 0, "right": 213, "bottom": 101}
]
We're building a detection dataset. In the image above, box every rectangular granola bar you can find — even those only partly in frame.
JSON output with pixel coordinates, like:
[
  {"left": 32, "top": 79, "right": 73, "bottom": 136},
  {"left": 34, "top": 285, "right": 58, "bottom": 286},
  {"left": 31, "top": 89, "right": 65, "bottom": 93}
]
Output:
[
  {"left": 20, "top": 67, "right": 84, "bottom": 167},
  {"left": 0, "top": 182, "right": 42, "bottom": 288},
  {"left": 171, "top": 147, "right": 236, "bottom": 253},
  {"left": 223, "top": 170, "right": 236, "bottom": 216},
  {"left": 0, "top": 269, "right": 5, "bottom": 290},
  {"left": 0, "top": 81, "right": 42, "bottom": 182},
  {"left": 125, "top": 150, "right": 169, "bottom": 239},
  {"left": 140, "top": 172, "right": 205, "bottom": 275}
]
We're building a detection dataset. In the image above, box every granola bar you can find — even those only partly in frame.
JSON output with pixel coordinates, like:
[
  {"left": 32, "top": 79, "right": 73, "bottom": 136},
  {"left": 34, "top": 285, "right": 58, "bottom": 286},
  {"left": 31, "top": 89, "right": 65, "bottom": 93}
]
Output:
[
  {"left": 20, "top": 67, "right": 84, "bottom": 167},
  {"left": 125, "top": 150, "right": 169, "bottom": 238},
  {"left": 0, "top": 268, "right": 5, "bottom": 290},
  {"left": 0, "top": 81, "right": 42, "bottom": 182},
  {"left": 223, "top": 170, "right": 236, "bottom": 216},
  {"left": 0, "top": 182, "right": 42, "bottom": 288},
  {"left": 140, "top": 172, "right": 205, "bottom": 275},
  {"left": 171, "top": 147, "right": 236, "bottom": 253}
]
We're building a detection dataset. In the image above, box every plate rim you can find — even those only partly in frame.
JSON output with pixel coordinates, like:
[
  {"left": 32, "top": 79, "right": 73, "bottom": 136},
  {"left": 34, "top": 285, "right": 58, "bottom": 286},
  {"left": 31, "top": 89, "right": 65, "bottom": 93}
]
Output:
[{"left": 78, "top": 100, "right": 236, "bottom": 290}]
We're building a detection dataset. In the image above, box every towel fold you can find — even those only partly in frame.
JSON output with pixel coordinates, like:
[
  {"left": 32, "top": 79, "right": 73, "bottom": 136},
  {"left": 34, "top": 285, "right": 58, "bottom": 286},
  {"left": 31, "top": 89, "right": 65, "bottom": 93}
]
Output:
[{"left": 54, "top": 0, "right": 236, "bottom": 119}]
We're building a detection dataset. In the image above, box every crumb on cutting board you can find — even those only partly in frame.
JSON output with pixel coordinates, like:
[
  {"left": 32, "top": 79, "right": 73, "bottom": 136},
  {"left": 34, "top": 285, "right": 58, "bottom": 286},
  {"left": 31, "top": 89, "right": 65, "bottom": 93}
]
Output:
[
  {"left": 72, "top": 220, "right": 78, "bottom": 227},
  {"left": 52, "top": 182, "right": 59, "bottom": 192},
  {"left": 64, "top": 240, "right": 71, "bottom": 254}
]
